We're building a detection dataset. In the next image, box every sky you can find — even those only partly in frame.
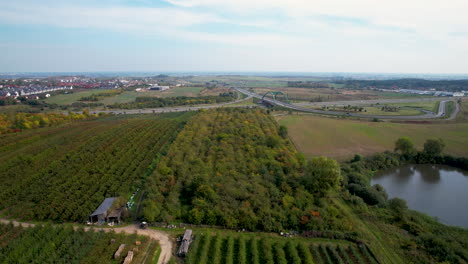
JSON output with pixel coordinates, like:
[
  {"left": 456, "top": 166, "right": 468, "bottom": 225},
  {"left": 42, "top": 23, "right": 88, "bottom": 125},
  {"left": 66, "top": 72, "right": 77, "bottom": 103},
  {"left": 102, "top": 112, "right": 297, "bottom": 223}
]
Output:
[{"left": 0, "top": 0, "right": 468, "bottom": 73}]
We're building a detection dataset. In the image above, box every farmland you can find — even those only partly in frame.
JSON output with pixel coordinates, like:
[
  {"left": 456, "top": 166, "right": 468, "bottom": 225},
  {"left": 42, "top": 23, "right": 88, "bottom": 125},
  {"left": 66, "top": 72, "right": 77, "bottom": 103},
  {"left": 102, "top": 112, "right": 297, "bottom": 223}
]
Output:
[
  {"left": 184, "top": 231, "right": 378, "bottom": 264},
  {"left": 252, "top": 87, "right": 431, "bottom": 102},
  {"left": 44, "top": 89, "right": 114, "bottom": 105},
  {"left": 43, "top": 86, "right": 207, "bottom": 106},
  {"left": 0, "top": 222, "right": 158, "bottom": 264},
  {"left": 0, "top": 112, "right": 193, "bottom": 221},
  {"left": 102, "top": 87, "right": 206, "bottom": 105},
  {"left": 277, "top": 114, "right": 468, "bottom": 160}
]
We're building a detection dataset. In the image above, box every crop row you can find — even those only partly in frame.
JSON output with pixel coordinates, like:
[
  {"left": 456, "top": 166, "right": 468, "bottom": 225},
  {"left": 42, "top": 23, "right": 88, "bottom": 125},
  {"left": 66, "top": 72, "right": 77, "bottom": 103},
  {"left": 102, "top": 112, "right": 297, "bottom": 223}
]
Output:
[
  {"left": 0, "top": 222, "right": 155, "bottom": 263},
  {"left": 0, "top": 115, "right": 188, "bottom": 221},
  {"left": 185, "top": 233, "right": 379, "bottom": 264}
]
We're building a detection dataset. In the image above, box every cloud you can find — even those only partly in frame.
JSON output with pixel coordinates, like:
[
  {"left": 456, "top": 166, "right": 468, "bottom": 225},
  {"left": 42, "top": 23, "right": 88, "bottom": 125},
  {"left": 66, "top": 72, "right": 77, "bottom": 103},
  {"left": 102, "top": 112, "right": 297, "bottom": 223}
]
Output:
[{"left": 163, "top": 0, "right": 468, "bottom": 37}]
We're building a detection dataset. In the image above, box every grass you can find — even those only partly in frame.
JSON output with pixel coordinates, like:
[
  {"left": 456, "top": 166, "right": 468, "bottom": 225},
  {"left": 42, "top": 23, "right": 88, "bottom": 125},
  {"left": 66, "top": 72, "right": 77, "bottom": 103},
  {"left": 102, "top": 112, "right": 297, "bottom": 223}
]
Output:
[
  {"left": 369, "top": 91, "right": 431, "bottom": 99},
  {"left": 101, "top": 86, "right": 206, "bottom": 105},
  {"left": 361, "top": 106, "right": 422, "bottom": 116},
  {"left": 277, "top": 114, "right": 468, "bottom": 160},
  {"left": 44, "top": 87, "right": 206, "bottom": 106},
  {"left": 445, "top": 101, "right": 455, "bottom": 118},
  {"left": 382, "top": 101, "right": 440, "bottom": 112},
  {"left": 44, "top": 89, "right": 114, "bottom": 105}
]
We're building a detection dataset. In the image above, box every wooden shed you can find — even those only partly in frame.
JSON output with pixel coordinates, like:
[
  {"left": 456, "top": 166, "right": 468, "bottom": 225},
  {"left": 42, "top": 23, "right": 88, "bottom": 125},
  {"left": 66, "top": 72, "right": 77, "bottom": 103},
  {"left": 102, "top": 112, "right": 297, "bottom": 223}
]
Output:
[
  {"left": 89, "top": 197, "right": 124, "bottom": 224},
  {"left": 90, "top": 197, "right": 116, "bottom": 224}
]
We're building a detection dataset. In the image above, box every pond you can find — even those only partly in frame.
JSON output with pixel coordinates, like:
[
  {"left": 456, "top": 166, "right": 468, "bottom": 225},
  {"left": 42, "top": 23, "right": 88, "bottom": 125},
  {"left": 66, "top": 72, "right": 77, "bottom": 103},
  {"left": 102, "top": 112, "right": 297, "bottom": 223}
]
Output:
[{"left": 372, "top": 164, "right": 468, "bottom": 228}]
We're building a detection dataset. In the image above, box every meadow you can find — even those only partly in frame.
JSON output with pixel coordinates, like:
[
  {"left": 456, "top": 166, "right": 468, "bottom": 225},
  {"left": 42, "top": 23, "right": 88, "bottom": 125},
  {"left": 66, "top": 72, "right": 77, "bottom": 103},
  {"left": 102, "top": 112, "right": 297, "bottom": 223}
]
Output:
[
  {"left": 43, "top": 86, "right": 207, "bottom": 106},
  {"left": 277, "top": 114, "right": 468, "bottom": 160},
  {"left": 44, "top": 89, "right": 114, "bottom": 105}
]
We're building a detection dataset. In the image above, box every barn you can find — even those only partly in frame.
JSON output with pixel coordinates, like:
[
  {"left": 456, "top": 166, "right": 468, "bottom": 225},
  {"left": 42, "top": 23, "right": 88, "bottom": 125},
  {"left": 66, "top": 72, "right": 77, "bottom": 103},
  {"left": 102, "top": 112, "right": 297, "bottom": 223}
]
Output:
[{"left": 89, "top": 197, "right": 120, "bottom": 224}]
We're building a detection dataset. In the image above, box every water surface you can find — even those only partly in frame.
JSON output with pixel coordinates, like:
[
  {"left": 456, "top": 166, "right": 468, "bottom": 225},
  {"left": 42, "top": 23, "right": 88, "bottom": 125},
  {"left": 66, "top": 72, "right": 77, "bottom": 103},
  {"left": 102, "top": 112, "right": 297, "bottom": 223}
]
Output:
[{"left": 372, "top": 164, "right": 468, "bottom": 228}]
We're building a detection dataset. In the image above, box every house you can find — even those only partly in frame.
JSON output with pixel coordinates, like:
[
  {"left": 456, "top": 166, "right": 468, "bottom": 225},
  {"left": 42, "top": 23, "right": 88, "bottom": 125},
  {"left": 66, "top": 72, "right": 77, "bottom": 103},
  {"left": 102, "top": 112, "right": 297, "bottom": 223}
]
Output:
[
  {"left": 89, "top": 197, "right": 124, "bottom": 224},
  {"left": 177, "top": 229, "right": 193, "bottom": 257}
]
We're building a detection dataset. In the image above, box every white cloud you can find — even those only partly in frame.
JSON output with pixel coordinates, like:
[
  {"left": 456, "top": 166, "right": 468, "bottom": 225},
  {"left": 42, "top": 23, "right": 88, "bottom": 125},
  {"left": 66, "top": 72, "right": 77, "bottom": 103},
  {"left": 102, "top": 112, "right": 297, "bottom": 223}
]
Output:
[
  {"left": 164, "top": 0, "right": 468, "bottom": 37},
  {"left": 1, "top": 0, "right": 468, "bottom": 72}
]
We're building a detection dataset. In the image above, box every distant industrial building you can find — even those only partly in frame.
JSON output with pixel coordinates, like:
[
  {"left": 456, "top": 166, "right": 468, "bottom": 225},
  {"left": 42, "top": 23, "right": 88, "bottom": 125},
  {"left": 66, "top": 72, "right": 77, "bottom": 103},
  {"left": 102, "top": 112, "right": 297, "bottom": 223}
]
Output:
[{"left": 149, "top": 84, "right": 170, "bottom": 91}]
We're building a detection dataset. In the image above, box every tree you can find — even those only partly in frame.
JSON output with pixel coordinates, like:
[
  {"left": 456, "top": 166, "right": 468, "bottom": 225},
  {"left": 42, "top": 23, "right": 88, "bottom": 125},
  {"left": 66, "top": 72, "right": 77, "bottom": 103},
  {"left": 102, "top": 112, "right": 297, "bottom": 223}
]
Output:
[
  {"left": 302, "top": 156, "right": 342, "bottom": 196},
  {"left": 388, "top": 198, "right": 408, "bottom": 214},
  {"left": 394, "top": 137, "right": 416, "bottom": 157},
  {"left": 278, "top": 125, "right": 288, "bottom": 139},
  {"left": 423, "top": 138, "right": 445, "bottom": 157}
]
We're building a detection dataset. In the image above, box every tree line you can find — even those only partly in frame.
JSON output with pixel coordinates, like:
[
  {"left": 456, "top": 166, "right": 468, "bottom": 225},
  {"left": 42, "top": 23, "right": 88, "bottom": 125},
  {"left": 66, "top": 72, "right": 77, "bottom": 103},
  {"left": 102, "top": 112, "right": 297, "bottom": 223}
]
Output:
[{"left": 108, "top": 93, "right": 236, "bottom": 109}]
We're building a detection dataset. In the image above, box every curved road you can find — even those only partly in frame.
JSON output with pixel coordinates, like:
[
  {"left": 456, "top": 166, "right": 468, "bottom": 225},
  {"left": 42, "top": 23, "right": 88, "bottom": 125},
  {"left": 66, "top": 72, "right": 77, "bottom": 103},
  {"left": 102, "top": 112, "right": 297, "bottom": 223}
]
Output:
[
  {"left": 0, "top": 219, "right": 173, "bottom": 264},
  {"left": 234, "top": 87, "right": 459, "bottom": 120},
  {"left": 91, "top": 95, "right": 253, "bottom": 115}
]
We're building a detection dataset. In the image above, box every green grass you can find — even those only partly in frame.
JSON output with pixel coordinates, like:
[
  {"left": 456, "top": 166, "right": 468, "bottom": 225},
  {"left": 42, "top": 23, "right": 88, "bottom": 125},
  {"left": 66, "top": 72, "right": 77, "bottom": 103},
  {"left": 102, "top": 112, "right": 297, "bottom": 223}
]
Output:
[
  {"left": 361, "top": 106, "right": 422, "bottom": 116},
  {"left": 445, "top": 101, "right": 455, "bottom": 118},
  {"left": 44, "top": 89, "right": 114, "bottom": 105},
  {"left": 160, "top": 86, "right": 205, "bottom": 97},
  {"left": 370, "top": 91, "right": 431, "bottom": 99},
  {"left": 277, "top": 114, "right": 468, "bottom": 160},
  {"left": 183, "top": 230, "right": 371, "bottom": 264},
  {"left": 101, "top": 86, "right": 206, "bottom": 105},
  {"left": 382, "top": 101, "right": 440, "bottom": 112}
]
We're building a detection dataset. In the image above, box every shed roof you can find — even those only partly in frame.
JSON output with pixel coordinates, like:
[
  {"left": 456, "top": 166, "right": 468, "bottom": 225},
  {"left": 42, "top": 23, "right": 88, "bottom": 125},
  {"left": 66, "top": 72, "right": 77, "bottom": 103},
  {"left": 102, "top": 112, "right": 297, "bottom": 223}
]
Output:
[{"left": 90, "top": 197, "right": 116, "bottom": 216}]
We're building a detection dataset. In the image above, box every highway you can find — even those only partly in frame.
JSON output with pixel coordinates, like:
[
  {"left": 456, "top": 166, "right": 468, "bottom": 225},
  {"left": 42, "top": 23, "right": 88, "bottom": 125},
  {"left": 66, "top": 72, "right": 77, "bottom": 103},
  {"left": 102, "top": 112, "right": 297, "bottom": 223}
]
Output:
[
  {"left": 89, "top": 88, "right": 459, "bottom": 120},
  {"left": 233, "top": 87, "right": 458, "bottom": 120},
  {"left": 91, "top": 95, "right": 254, "bottom": 115}
]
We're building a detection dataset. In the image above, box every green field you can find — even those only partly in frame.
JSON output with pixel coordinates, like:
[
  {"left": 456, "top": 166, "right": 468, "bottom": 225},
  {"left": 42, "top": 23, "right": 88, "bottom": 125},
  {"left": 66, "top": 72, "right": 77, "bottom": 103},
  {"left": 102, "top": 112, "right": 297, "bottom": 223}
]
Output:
[
  {"left": 101, "top": 86, "right": 206, "bottom": 104},
  {"left": 44, "top": 89, "right": 114, "bottom": 105},
  {"left": 277, "top": 114, "right": 468, "bottom": 160},
  {"left": 382, "top": 101, "right": 440, "bottom": 112},
  {"left": 184, "top": 231, "right": 378, "bottom": 264},
  {"left": 43, "top": 87, "right": 206, "bottom": 106},
  {"left": 361, "top": 106, "right": 422, "bottom": 116}
]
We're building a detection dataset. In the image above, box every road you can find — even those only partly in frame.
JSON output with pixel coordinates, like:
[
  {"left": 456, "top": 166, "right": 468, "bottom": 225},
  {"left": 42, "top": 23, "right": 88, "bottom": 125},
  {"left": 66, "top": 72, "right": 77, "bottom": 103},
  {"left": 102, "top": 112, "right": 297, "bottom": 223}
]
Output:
[
  {"left": 234, "top": 87, "right": 459, "bottom": 120},
  {"left": 0, "top": 219, "right": 173, "bottom": 264},
  {"left": 294, "top": 97, "right": 449, "bottom": 107},
  {"left": 91, "top": 95, "right": 253, "bottom": 115}
]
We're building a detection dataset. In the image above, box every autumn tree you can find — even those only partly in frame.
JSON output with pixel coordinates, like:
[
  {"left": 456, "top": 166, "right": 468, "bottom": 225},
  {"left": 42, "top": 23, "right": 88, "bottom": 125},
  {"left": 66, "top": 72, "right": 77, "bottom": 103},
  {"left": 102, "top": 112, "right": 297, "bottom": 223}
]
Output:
[{"left": 302, "top": 156, "right": 342, "bottom": 196}]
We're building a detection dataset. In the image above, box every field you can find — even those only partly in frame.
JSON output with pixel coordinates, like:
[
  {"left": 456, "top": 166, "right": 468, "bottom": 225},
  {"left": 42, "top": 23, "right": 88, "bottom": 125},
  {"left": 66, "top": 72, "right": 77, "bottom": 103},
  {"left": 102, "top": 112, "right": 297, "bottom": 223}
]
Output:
[
  {"left": 44, "top": 89, "right": 114, "bottom": 105},
  {"left": 359, "top": 106, "right": 422, "bottom": 116},
  {"left": 184, "top": 231, "right": 378, "bottom": 264},
  {"left": 0, "top": 222, "right": 158, "bottom": 264},
  {"left": 277, "top": 114, "right": 468, "bottom": 160},
  {"left": 0, "top": 112, "right": 192, "bottom": 221},
  {"left": 252, "top": 87, "right": 429, "bottom": 102},
  {"left": 382, "top": 101, "right": 439, "bottom": 112},
  {"left": 44, "top": 87, "right": 207, "bottom": 106}
]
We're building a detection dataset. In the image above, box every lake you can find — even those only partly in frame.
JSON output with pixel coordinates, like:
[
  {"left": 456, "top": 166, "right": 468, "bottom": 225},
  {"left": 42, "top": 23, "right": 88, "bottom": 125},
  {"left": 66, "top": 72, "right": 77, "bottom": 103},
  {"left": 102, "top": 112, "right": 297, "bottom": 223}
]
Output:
[{"left": 372, "top": 164, "right": 468, "bottom": 228}]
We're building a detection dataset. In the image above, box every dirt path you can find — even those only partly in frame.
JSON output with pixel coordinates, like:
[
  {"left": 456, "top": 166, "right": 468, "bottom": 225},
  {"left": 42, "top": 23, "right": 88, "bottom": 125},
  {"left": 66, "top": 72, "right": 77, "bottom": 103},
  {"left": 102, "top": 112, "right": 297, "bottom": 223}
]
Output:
[{"left": 0, "top": 219, "right": 174, "bottom": 264}]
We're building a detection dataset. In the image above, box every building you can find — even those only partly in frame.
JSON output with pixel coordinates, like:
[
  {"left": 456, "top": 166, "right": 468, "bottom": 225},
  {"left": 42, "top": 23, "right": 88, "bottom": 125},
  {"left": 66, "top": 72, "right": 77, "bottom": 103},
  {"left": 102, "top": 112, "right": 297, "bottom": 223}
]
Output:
[
  {"left": 89, "top": 197, "right": 124, "bottom": 224},
  {"left": 149, "top": 84, "right": 170, "bottom": 91},
  {"left": 177, "top": 229, "right": 193, "bottom": 257},
  {"left": 453, "top": 92, "right": 465, "bottom": 97}
]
